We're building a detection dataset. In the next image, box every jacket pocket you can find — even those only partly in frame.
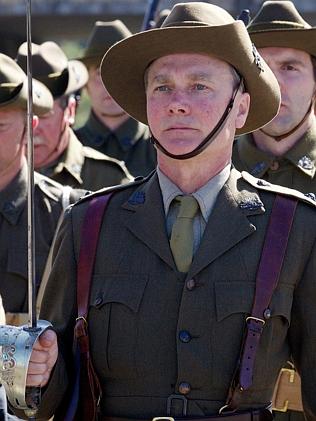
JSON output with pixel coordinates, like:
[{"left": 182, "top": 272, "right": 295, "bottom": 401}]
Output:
[
  {"left": 88, "top": 274, "right": 149, "bottom": 379},
  {"left": 213, "top": 281, "right": 293, "bottom": 390}
]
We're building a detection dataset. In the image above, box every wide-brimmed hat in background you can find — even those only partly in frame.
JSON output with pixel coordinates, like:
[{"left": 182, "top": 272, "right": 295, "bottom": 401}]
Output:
[
  {"left": 247, "top": 1, "right": 316, "bottom": 56},
  {"left": 101, "top": 1, "right": 281, "bottom": 136},
  {"left": 16, "top": 41, "right": 88, "bottom": 99},
  {"left": 0, "top": 53, "right": 53, "bottom": 115},
  {"left": 80, "top": 20, "right": 132, "bottom": 68}
]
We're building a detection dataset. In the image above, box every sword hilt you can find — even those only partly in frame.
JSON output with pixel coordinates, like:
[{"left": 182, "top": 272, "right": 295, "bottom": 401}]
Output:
[{"left": 0, "top": 320, "right": 52, "bottom": 418}]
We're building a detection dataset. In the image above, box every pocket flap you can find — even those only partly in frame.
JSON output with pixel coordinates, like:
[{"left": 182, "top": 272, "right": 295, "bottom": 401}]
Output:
[
  {"left": 215, "top": 281, "right": 293, "bottom": 323},
  {"left": 90, "top": 274, "right": 149, "bottom": 313}
]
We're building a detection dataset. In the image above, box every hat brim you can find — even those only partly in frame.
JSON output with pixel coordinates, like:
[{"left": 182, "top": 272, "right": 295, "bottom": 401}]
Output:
[
  {"left": 0, "top": 79, "right": 53, "bottom": 116},
  {"left": 249, "top": 28, "right": 316, "bottom": 57},
  {"left": 101, "top": 22, "right": 281, "bottom": 136}
]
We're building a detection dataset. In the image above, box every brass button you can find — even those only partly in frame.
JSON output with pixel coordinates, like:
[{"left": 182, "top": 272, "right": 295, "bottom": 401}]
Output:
[
  {"left": 186, "top": 279, "right": 196, "bottom": 291},
  {"left": 263, "top": 308, "right": 271, "bottom": 319},
  {"left": 178, "top": 382, "right": 191, "bottom": 395},
  {"left": 179, "top": 330, "right": 192, "bottom": 343},
  {"left": 270, "top": 160, "right": 279, "bottom": 171}
]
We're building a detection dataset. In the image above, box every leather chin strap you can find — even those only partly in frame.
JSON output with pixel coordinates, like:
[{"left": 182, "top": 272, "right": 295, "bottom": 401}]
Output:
[
  {"left": 260, "top": 97, "right": 314, "bottom": 142},
  {"left": 150, "top": 79, "right": 243, "bottom": 161}
]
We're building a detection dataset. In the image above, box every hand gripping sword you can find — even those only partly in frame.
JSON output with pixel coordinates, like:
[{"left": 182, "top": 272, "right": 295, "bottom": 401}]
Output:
[{"left": 0, "top": 1, "right": 52, "bottom": 419}]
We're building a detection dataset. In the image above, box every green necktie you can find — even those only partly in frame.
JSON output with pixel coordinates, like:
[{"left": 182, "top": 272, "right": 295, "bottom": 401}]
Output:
[{"left": 170, "top": 195, "right": 199, "bottom": 272}]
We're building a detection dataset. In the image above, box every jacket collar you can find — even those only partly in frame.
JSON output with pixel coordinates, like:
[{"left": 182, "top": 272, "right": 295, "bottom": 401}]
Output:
[
  {"left": 86, "top": 111, "right": 149, "bottom": 151},
  {"left": 0, "top": 161, "right": 27, "bottom": 225},
  {"left": 120, "top": 168, "right": 264, "bottom": 276},
  {"left": 238, "top": 122, "right": 316, "bottom": 178},
  {"left": 51, "top": 129, "right": 85, "bottom": 184}
]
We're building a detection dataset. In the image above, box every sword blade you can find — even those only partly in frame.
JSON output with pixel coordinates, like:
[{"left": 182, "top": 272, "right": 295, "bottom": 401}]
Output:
[{"left": 26, "top": 0, "right": 37, "bottom": 329}]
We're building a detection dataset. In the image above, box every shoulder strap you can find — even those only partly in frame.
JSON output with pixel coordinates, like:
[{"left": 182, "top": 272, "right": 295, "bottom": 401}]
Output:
[
  {"left": 224, "top": 194, "right": 298, "bottom": 412},
  {"left": 64, "top": 193, "right": 113, "bottom": 421}
]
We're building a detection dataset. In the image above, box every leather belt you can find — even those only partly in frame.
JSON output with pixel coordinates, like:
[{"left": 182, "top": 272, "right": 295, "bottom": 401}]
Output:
[{"left": 101, "top": 409, "right": 273, "bottom": 421}]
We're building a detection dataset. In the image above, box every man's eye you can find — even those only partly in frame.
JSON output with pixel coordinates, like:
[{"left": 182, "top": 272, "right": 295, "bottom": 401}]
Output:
[
  {"left": 194, "top": 83, "right": 207, "bottom": 90},
  {"left": 283, "top": 65, "right": 296, "bottom": 71},
  {"left": 155, "top": 85, "right": 170, "bottom": 92}
]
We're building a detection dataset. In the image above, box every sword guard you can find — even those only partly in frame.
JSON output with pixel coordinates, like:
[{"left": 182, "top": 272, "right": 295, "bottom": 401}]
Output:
[{"left": 0, "top": 319, "right": 52, "bottom": 415}]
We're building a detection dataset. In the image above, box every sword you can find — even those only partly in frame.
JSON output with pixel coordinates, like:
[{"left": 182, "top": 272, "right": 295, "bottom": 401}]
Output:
[{"left": 0, "top": 1, "right": 52, "bottom": 419}]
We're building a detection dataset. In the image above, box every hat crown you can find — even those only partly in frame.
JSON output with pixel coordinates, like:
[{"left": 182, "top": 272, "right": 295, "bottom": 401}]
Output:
[
  {"left": 248, "top": 1, "right": 311, "bottom": 32},
  {"left": 0, "top": 54, "right": 25, "bottom": 86},
  {"left": 162, "top": 2, "right": 235, "bottom": 28},
  {"left": 0, "top": 54, "right": 25, "bottom": 104},
  {"left": 0, "top": 53, "right": 53, "bottom": 113},
  {"left": 17, "top": 41, "right": 88, "bottom": 98},
  {"left": 83, "top": 20, "right": 132, "bottom": 61},
  {"left": 17, "top": 41, "right": 68, "bottom": 78}
]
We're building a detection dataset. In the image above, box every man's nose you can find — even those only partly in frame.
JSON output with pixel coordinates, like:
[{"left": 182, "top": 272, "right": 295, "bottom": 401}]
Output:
[{"left": 168, "top": 91, "right": 190, "bottom": 114}]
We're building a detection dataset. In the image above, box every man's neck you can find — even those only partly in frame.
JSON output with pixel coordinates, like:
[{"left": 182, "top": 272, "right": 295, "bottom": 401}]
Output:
[
  {"left": 93, "top": 108, "right": 129, "bottom": 132},
  {"left": 0, "top": 155, "right": 25, "bottom": 192},
  {"left": 158, "top": 152, "right": 231, "bottom": 194},
  {"left": 253, "top": 114, "right": 315, "bottom": 157},
  {"left": 35, "top": 127, "right": 70, "bottom": 170}
]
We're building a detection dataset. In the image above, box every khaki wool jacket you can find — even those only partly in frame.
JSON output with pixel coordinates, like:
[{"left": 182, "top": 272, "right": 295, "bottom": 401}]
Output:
[
  {"left": 233, "top": 122, "right": 316, "bottom": 194},
  {"left": 0, "top": 162, "right": 84, "bottom": 314},
  {"left": 38, "top": 128, "right": 133, "bottom": 191},
  {"left": 36, "top": 169, "right": 316, "bottom": 420}
]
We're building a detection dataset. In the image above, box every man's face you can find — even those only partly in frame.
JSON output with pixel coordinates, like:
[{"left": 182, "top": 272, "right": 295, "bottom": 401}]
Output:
[
  {"left": 87, "top": 66, "right": 126, "bottom": 117},
  {"left": 33, "top": 99, "right": 67, "bottom": 168},
  {"left": 259, "top": 47, "right": 316, "bottom": 135},
  {"left": 146, "top": 53, "right": 246, "bottom": 157},
  {"left": 0, "top": 108, "right": 26, "bottom": 173}
]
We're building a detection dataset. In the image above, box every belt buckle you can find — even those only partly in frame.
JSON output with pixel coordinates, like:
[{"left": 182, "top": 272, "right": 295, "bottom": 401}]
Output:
[
  {"left": 272, "top": 368, "right": 295, "bottom": 412},
  {"left": 167, "top": 394, "right": 188, "bottom": 416}
]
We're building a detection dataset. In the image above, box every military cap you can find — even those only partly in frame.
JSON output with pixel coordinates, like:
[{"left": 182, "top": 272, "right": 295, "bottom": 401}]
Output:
[
  {"left": 80, "top": 20, "right": 132, "bottom": 67},
  {"left": 16, "top": 41, "right": 88, "bottom": 99},
  {"left": 0, "top": 53, "right": 53, "bottom": 115},
  {"left": 101, "top": 2, "right": 281, "bottom": 136},
  {"left": 247, "top": 1, "right": 316, "bottom": 57}
]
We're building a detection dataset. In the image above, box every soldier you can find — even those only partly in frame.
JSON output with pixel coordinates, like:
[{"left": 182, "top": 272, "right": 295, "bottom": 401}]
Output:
[
  {"left": 21, "top": 2, "right": 316, "bottom": 420},
  {"left": 232, "top": 3, "right": 316, "bottom": 418},
  {"left": 76, "top": 20, "right": 157, "bottom": 177},
  {"left": 0, "top": 53, "right": 84, "bottom": 421},
  {"left": 0, "top": 53, "right": 84, "bottom": 321},
  {"left": 16, "top": 41, "right": 132, "bottom": 190},
  {"left": 233, "top": 0, "right": 316, "bottom": 195}
]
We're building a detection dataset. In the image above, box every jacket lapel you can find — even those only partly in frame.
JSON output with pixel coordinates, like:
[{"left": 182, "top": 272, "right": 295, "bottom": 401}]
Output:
[
  {"left": 121, "top": 173, "right": 175, "bottom": 270},
  {"left": 189, "top": 169, "right": 265, "bottom": 278}
]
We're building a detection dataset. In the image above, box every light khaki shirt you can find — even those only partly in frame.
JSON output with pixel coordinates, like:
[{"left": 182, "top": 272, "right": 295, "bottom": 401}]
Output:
[{"left": 157, "top": 164, "right": 230, "bottom": 254}]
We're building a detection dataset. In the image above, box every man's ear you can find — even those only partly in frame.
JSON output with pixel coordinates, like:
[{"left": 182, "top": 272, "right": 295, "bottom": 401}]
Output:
[
  {"left": 32, "top": 115, "right": 39, "bottom": 130},
  {"left": 65, "top": 97, "right": 77, "bottom": 126},
  {"left": 235, "top": 92, "right": 250, "bottom": 130}
]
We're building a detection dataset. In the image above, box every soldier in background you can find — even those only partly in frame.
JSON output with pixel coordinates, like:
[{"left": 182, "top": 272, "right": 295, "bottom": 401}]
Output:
[
  {"left": 233, "top": 0, "right": 316, "bottom": 195},
  {"left": 16, "top": 41, "right": 132, "bottom": 191},
  {"left": 0, "top": 53, "right": 83, "bottom": 324},
  {"left": 0, "top": 53, "right": 84, "bottom": 421},
  {"left": 76, "top": 20, "right": 156, "bottom": 177},
  {"left": 232, "top": 1, "right": 316, "bottom": 419}
]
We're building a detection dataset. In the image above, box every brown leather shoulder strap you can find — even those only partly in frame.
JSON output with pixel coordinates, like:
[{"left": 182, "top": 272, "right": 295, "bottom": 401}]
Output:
[
  {"left": 77, "top": 193, "right": 113, "bottom": 319},
  {"left": 71, "top": 193, "right": 113, "bottom": 421},
  {"left": 225, "top": 194, "right": 298, "bottom": 411}
]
